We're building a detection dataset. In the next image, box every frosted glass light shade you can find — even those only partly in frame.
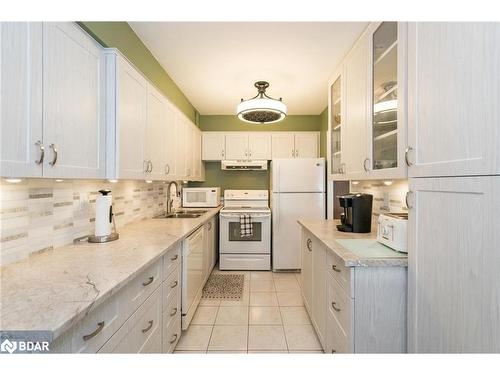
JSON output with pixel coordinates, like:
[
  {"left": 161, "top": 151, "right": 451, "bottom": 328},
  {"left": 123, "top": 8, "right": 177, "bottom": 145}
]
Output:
[{"left": 236, "top": 97, "right": 287, "bottom": 124}]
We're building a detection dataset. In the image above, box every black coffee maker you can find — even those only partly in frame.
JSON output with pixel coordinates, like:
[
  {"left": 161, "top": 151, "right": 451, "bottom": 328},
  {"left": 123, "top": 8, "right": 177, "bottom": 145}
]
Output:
[{"left": 337, "top": 193, "right": 373, "bottom": 233}]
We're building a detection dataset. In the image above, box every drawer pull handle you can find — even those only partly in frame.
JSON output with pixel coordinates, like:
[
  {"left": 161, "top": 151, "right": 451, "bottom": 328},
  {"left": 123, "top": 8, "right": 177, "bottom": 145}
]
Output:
[
  {"left": 332, "top": 265, "right": 341, "bottom": 273},
  {"left": 170, "top": 307, "right": 178, "bottom": 316},
  {"left": 169, "top": 334, "right": 178, "bottom": 344},
  {"left": 331, "top": 349, "right": 337, "bottom": 353},
  {"left": 49, "top": 143, "right": 58, "bottom": 166},
  {"left": 170, "top": 280, "right": 178, "bottom": 288},
  {"left": 170, "top": 254, "right": 179, "bottom": 261},
  {"left": 83, "top": 321, "right": 105, "bottom": 341},
  {"left": 35, "top": 140, "right": 45, "bottom": 165},
  {"left": 331, "top": 302, "right": 341, "bottom": 312},
  {"left": 142, "top": 276, "right": 154, "bottom": 286},
  {"left": 306, "top": 239, "right": 312, "bottom": 252},
  {"left": 142, "top": 320, "right": 154, "bottom": 333}
]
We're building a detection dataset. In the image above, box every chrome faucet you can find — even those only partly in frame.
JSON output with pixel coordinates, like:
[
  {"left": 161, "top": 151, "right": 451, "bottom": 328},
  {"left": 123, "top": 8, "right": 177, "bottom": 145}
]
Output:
[{"left": 166, "top": 181, "right": 180, "bottom": 214}]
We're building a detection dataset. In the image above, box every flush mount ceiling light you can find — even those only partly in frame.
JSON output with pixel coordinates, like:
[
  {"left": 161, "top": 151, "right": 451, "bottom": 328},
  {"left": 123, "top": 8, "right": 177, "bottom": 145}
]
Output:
[{"left": 237, "top": 81, "right": 287, "bottom": 124}]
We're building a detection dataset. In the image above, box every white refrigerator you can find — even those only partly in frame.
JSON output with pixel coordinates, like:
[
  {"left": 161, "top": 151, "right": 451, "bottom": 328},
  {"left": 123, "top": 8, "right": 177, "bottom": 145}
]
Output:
[{"left": 270, "top": 158, "right": 326, "bottom": 270}]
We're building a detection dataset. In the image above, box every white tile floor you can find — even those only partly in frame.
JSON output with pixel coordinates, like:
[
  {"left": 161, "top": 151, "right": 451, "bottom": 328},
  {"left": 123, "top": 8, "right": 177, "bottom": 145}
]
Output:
[{"left": 174, "top": 269, "right": 323, "bottom": 354}]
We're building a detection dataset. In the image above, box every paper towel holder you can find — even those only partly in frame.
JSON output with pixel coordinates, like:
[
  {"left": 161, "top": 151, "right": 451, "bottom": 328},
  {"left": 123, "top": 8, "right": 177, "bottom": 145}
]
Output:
[{"left": 88, "top": 190, "right": 119, "bottom": 243}]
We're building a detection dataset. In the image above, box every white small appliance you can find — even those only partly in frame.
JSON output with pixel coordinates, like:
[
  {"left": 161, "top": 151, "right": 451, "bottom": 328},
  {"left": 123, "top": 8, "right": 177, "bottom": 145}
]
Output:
[
  {"left": 377, "top": 213, "right": 408, "bottom": 253},
  {"left": 219, "top": 190, "right": 271, "bottom": 270},
  {"left": 221, "top": 160, "right": 268, "bottom": 170},
  {"left": 271, "top": 158, "right": 326, "bottom": 270},
  {"left": 182, "top": 187, "right": 221, "bottom": 208}
]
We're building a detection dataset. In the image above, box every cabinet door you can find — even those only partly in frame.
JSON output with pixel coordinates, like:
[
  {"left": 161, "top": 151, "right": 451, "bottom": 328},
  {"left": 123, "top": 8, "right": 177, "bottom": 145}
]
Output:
[
  {"left": 1, "top": 22, "right": 43, "bottom": 178},
  {"left": 225, "top": 133, "right": 248, "bottom": 160},
  {"left": 343, "top": 36, "right": 369, "bottom": 179},
  {"left": 294, "top": 132, "right": 319, "bottom": 158},
  {"left": 328, "top": 69, "right": 346, "bottom": 178},
  {"left": 368, "top": 22, "right": 408, "bottom": 179},
  {"left": 184, "top": 120, "right": 194, "bottom": 179},
  {"left": 248, "top": 133, "right": 272, "bottom": 160},
  {"left": 272, "top": 132, "right": 295, "bottom": 159},
  {"left": 202, "top": 132, "right": 225, "bottom": 161},
  {"left": 192, "top": 126, "right": 202, "bottom": 180},
  {"left": 300, "top": 229, "right": 313, "bottom": 313},
  {"left": 42, "top": 22, "right": 105, "bottom": 179},
  {"left": 164, "top": 101, "right": 178, "bottom": 180},
  {"left": 146, "top": 85, "right": 167, "bottom": 181},
  {"left": 175, "top": 115, "right": 187, "bottom": 180},
  {"left": 408, "top": 176, "right": 500, "bottom": 353},
  {"left": 312, "top": 241, "right": 326, "bottom": 349},
  {"left": 116, "top": 56, "right": 148, "bottom": 179},
  {"left": 407, "top": 23, "right": 500, "bottom": 177}
]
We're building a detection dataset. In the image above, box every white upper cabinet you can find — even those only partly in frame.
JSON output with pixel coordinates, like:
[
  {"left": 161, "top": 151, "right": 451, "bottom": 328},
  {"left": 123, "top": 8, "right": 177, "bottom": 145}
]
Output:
[
  {"left": 1, "top": 22, "right": 43, "bottom": 178},
  {"left": 202, "top": 132, "right": 225, "bottom": 161},
  {"left": 146, "top": 85, "right": 168, "bottom": 180},
  {"left": 272, "top": 132, "right": 296, "bottom": 158},
  {"left": 106, "top": 51, "right": 148, "bottom": 180},
  {"left": 294, "top": 132, "right": 319, "bottom": 158},
  {"left": 343, "top": 34, "right": 369, "bottom": 180},
  {"left": 1, "top": 22, "right": 105, "bottom": 179},
  {"left": 225, "top": 133, "right": 248, "bottom": 160},
  {"left": 367, "top": 22, "right": 407, "bottom": 179},
  {"left": 327, "top": 67, "right": 345, "bottom": 179},
  {"left": 248, "top": 133, "right": 272, "bottom": 160},
  {"left": 164, "top": 102, "right": 178, "bottom": 179},
  {"left": 407, "top": 23, "right": 500, "bottom": 177},
  {"left": 42, "top": 22, "right": 105, "bottom": 179}
]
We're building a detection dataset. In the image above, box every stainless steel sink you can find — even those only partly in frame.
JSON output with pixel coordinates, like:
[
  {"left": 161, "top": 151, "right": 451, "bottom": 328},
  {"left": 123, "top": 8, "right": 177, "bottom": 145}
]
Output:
[
  {"left": 153, "top": 212, "right": 203, "bottom": 219},
  {"left": 172, "top": 210, "right": 208, "bottom": 214}
]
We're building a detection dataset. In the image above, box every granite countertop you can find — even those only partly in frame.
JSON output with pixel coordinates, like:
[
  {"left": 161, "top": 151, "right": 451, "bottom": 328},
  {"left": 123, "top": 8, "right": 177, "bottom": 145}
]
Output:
[
  {"left": 0, "top": 206, "right": 221, "bottom": 341},
  {"left": 297, "top": 218, "right": 407, "bottom": 267}
]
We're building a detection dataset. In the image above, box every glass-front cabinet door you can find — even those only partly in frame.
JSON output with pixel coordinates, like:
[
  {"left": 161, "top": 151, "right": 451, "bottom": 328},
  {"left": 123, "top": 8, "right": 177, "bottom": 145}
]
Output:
[
  {"left": 369, "top": 22, "right": 407, "bottom": 178},
  {"left": 328, "top": 68, "right": 346, "bottom": 179}
]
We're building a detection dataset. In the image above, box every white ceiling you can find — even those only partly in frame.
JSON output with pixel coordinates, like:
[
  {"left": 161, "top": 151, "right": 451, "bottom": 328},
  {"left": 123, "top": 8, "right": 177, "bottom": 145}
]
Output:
[{"left": 129, "top": 22, "right": 368, "bottom": 115}]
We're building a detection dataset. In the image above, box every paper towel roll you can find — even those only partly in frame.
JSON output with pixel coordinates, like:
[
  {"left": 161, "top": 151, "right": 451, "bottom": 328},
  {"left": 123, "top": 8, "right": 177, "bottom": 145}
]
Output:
[{"left": 95, "top": 193, "right": 112, "bottom": 237}]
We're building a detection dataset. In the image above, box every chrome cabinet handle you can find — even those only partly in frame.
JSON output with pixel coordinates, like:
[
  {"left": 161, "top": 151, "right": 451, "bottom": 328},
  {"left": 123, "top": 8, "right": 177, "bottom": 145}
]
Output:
[
  {"left": 406, "top": 191, "right": 413, "bottom": 209},
  {"left": 49, "top": 144, "right": 58, "bottom": 166},
  {"left": 149, "top": 161, "right": 153, "bottom": 173},
  {"left": 207, "top": 222, "right": 212, "bottom": 231},
  {"left": 142, "top": 320, "right": 153, "bottom": 333},
  {"left": 169, "top": 334, "right": 178, "bottom": 344},
  {"left": 331, "top": 302, "right": 341, "bottom": 312},
  {"left": 332, "top": 265, "right": 341, "bottom": 273},
  {"left": 306, "top": 238, "right": 312, "bottom": 252},
  {"left": 165, "top": 164, "right": 170, "bottom": 175},
  {"left": 169, "top": 307, "right": 178, "bottom": 317},
  {"left": 221, "top": 149, "right": 225, "bottom": 158},
  {"left": 35, "top": 141, "right": 45, "bottom": 165},
  {"left": 170, "top": 254, "right": 178, "bottom": 261},
  {"left": 295, "top": 150, "right": 299, "bottom": 158},
  {"left": 331, "top": 349, "right": 337, "bottom": 353},
  {"left": 142, "top": 276, "right": 154, "bottom": 286},
  {"left": 144, "top": 160, "right": 149, "bottom": 173},
  {"left": 363, "top": 157, "right": 370, "bottom": 172},
  {"left": 291, "top": 149, "right": 294, "bottom": 157},
  {"left": 170, "top": 280, "right": 178, "bottom": 288},
  {"left": 405, "top": 147, "right": 413, "bottom": 167},
  {"left": 83, "top": 321, "right": 105, "bottom": 341}
]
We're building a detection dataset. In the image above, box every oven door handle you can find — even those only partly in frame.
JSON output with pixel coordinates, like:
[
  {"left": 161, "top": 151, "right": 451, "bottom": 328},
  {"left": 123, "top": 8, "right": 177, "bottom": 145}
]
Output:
[{"left": 220, "top": 213, "right": 271, "bottom": 218}]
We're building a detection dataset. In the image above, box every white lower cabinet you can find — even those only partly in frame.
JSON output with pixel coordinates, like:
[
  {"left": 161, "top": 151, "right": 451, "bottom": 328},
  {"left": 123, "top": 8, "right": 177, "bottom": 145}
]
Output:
[
  {"left": 51, "top": 242, "right": 185, "bottom": 353},
  {"left": 408, "top": 176, "right": 500, "bottom": 353},
  {"left": 300, "top": 227, "right": 407, "bottom": 353}
]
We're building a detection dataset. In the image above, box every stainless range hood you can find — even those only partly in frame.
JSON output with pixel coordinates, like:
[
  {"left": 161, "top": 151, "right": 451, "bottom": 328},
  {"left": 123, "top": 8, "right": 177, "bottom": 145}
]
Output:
[{"left": 221, "top": 160, "right": 268, "bottom": 171}]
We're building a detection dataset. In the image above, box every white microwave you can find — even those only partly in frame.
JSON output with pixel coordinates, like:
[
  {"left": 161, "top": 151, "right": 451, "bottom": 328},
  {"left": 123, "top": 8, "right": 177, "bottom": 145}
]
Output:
[
  {"left": 182, "top": 187, "right": 221, "bottom": 208},
  {"left": 377, "top": 213, "right": 408, "bottom": 253}
]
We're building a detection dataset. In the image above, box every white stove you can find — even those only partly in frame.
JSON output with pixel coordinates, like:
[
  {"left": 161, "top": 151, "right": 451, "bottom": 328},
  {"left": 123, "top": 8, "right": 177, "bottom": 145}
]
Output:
[{"left": 219, "top": 190, "right": 271, "bottom": 270}]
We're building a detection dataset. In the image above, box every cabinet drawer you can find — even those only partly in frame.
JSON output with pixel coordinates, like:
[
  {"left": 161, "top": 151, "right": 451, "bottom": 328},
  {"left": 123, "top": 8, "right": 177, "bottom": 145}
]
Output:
[
  {"left": 162, "top": 264, "right": 181, "bottom": 311},
  {"left": 327, "top": 250, "right": 352, "bottom": 297},
  {"left": 326, "top": 309, "right": 351, "bottom": 353},
  {"left": 163, "top": 315, "right": 181, "bottom": 353},
  {"left": 163, "top": 289, "right": 181, "bottom": 328},
  {"left": 99, "top": 288, "right": 162, "bottom": 353},
  {"left": 70, "top": 289, "right": 125, "bottom": 353},
  {"left": 163, "top": 242, "right": 181, "bottom": 280},
  {"left": 125, "top": 258, "right": 162, "bottom": 316},
  {"left": 327, "top": 274, "right": 353, "bottom": 337}
]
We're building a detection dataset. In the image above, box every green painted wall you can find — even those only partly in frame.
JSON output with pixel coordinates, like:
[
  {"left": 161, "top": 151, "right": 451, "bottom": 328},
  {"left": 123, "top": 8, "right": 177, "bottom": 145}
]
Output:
[
  {"left": 198, "top": 115, "right": 322, "bottom": 132},
  {"left": 79, "top": 22, "right": 198, "bottom": 123},
  {"left": 319, "top": 107, "right": 328, "bottom": 158},
  {"left": 190, "top": 114, "right": 323, "bottom": 192}
]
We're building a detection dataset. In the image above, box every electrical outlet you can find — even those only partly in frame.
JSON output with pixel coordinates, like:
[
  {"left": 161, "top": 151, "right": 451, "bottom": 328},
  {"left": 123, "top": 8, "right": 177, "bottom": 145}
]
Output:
[{"left": 380, "top": 192, "right": 390, "bottom": 211}]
